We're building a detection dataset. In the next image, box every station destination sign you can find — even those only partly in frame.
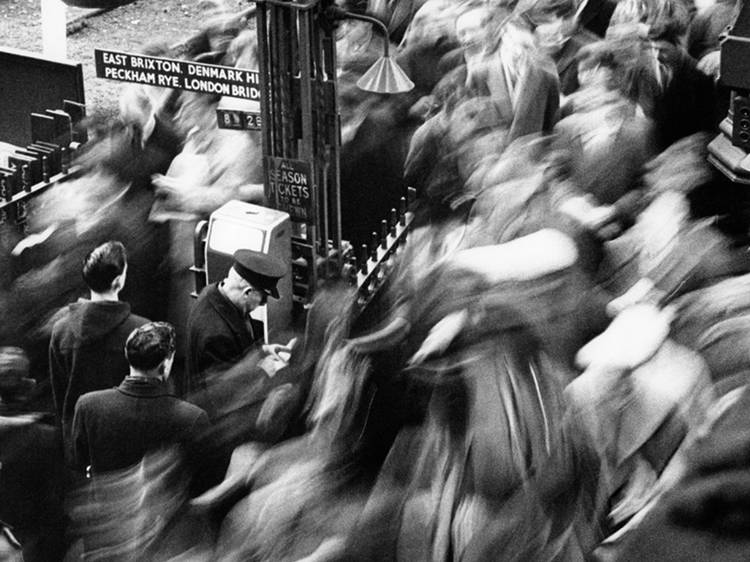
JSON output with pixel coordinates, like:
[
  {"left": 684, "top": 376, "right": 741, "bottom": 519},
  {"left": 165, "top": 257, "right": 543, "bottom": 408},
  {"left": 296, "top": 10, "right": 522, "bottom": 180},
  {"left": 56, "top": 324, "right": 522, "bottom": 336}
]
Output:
[
  {"left": 266, "top": 157, "right": 314, "bottom": 222},
  {"left": 94, "top": 49, "right": 260, "bottom": 100}
]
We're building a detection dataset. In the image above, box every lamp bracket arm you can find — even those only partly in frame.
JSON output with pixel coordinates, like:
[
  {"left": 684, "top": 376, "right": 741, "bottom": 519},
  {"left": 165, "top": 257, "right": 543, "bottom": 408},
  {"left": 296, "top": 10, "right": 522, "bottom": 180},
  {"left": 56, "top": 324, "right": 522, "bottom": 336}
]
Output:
[{"left": 325, "top": 7, "right": 391, "bottom": 56}]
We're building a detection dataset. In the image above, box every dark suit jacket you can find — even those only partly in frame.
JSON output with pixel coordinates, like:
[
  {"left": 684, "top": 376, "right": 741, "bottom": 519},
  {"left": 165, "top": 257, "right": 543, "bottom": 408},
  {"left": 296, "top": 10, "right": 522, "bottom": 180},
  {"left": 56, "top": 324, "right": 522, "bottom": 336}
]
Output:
[
  {"left": 184, "top": 283, "right": 262, "bottom": 416},
  {"left": 71, "top": 377, "right": 210, "bottom": 475},
  {"left": 578, "top": 0, "right": 616, "bottom": 38},
  {"left": 462, "top": 55, "right": 560, "bottom": 145},
  {"left": 635, "top": 41, "right": 716, "bottom": 150}
]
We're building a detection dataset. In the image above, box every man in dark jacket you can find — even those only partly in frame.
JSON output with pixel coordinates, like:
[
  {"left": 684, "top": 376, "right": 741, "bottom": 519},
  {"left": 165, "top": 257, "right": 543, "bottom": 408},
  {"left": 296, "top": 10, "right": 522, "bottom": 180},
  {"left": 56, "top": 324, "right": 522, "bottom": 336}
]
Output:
[
  {"left": 49, "top": 240, "right": 148, "bottom": 458},
  {"left": 70, "top": 323, "right": 213, "bottom": 559},
  {"left": 71, "top": 322, "right": 209, "bottom": 476},
  {"left": 184, "top": 249, "right": 287, "bottom": 418},
  {"left": 576, "top": 0, "right": 616, "bottom": 37},
  {"left": 0, "top": 347, "right": 66, "bottom": 562}
]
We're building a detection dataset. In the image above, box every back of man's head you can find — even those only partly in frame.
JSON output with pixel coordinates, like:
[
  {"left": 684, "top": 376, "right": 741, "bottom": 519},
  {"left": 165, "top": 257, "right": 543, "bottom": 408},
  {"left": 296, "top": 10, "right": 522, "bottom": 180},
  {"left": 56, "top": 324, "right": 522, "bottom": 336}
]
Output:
[
  {"left": 82, "top": 241, "right": 127, "bottom": 294},
  {"left": 125, "top": 322, "right": 176, "bottom": 372}
]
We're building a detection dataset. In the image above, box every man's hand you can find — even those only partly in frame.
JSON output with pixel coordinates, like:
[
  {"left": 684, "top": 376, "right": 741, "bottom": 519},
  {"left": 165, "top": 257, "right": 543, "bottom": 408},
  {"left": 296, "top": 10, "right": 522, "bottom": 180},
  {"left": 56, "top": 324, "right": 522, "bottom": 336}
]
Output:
[
  {"left": 408, "top": 310, "right": 468, "bottom": 366},
  {"left": 262, "top": 338, "right": 297, "bottom": 362},
  {"left": 559, "top": 195, "right": 618, "bottom": 237},
  {"left": 696, "top": 50, "right": 721, "bottom": 79}
]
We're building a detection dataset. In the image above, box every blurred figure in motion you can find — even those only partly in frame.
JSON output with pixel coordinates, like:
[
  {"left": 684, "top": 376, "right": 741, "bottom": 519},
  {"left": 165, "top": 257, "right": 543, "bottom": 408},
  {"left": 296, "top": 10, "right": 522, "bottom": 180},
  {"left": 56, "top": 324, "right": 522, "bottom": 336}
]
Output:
[
  {"left": 554, "top": 38, "right": 657, "bottom": 232},
  {"left": 606, "top": 0, "right": 716, "bottom": 149},
  {"left": 612, "top": 382, "right": 750, "bottom": 561},
  {"left": 456, "top": 3, "right": 561, "bottom": 144},
  {"left": 209, "top": 282, "right": 372, "bottom": 562},
  {"left": 338, "top": 230, "right": 586, "bottom": 561},
  {"left": 0, "top": 346, "right": 66, "bottom": 562},
  {"left": 577, "top": 0, "right": 617, "bottom": 37},
  {"left": 67, "top": 446, "right": 213, "bottom": 561},
  {"left": 520, "top": 0, "right": 599, "bottom": 95},
  {"left": 566, "top": 303, "right": 714, "bottom": 557},
  {"left": 49, "top": 240, "right": 148, "bottom": 461},
  {"left": 686, "top": 0, "right": 740, "bottom": 77},
  {"left": 597, "top": 134, "right": 750, "bottom": 393}
]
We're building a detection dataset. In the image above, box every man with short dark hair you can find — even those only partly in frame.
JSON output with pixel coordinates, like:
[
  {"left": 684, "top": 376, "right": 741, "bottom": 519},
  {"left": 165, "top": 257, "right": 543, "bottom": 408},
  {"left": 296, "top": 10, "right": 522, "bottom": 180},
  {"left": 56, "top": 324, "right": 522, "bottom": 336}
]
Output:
[
  {"left": 71, "top": 322, "right": 210, "bottom": 475},
  {"left": 49, "top": 240, "right": 148, "bottom": 457}
]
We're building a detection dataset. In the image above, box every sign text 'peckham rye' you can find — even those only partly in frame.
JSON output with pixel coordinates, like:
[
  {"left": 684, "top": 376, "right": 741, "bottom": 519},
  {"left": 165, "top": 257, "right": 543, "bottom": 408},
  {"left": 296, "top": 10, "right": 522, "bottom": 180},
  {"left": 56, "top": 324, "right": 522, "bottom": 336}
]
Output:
[{"left": 94, "top": 49, "right": 260, "bottom": 100}]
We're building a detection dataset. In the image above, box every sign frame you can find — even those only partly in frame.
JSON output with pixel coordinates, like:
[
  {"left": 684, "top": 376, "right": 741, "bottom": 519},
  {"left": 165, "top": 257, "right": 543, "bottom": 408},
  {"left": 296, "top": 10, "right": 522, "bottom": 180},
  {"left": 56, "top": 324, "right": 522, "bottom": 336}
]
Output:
[
  {"left": 94, "top": 48, "right": 261, "bottom": 101},
  {"left": 216, "top": 107, "right": 262, "bottom": 131},
  {"left": 265, "top": 156, "right": 315, "bottom": 223}
]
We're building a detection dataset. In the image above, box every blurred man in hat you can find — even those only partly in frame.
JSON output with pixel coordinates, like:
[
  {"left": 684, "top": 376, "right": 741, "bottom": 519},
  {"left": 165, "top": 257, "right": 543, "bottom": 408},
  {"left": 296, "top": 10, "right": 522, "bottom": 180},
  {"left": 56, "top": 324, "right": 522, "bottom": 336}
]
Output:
[
  {"left": 183, "top": 249, "right": 288, "bottom": 418},
  {"left": 0, "top": 347, "right": 66, "bottom": 562}
]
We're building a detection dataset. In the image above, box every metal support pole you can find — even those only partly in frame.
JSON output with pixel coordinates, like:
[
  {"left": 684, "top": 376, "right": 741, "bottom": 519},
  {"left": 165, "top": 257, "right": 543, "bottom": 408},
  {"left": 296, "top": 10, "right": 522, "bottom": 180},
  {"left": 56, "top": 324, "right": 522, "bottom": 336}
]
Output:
[{"left": 254, "top": 0, "right": 344, "bottom": 305}]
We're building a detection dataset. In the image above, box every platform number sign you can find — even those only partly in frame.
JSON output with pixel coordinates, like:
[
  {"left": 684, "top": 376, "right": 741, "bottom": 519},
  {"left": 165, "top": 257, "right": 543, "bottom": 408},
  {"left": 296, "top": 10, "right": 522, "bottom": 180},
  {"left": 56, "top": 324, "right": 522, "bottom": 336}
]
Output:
[{"left": 216, "top": 108, "right": 262, "bottom": 131}]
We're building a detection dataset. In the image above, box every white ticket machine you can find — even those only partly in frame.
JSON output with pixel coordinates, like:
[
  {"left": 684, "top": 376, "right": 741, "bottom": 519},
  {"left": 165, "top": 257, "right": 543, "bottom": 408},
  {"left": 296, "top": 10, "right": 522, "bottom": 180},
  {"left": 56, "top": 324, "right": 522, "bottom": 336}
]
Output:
[{"left": 205, "top": 200, "right": 292, "bottom": 342}]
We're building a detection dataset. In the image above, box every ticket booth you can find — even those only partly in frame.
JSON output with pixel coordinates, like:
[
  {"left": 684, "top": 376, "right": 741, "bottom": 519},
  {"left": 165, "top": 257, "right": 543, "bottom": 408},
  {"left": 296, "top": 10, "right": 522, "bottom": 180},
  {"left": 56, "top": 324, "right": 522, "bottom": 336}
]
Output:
[{"left": 204, "top": 200, "right": 292, "bottom": 342}]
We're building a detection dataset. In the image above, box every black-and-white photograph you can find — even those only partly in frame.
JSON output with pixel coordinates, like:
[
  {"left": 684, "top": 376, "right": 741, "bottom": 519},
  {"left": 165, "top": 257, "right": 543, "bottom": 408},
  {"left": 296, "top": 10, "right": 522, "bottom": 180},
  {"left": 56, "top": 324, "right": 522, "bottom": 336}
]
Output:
[{"left": 1, "top": 0, "right": 750, "bottom": 559}]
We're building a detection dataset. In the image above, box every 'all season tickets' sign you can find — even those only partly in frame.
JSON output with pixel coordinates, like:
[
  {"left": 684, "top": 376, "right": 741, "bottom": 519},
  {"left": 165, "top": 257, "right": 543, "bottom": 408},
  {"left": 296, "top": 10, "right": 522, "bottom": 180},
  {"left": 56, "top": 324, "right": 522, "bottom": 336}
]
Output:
[
  {"left": 94, "top": 49, "right": 260, "bottom": 100},
  {"left": 266, "top": 157, "right": 314, "bottom": 222}
]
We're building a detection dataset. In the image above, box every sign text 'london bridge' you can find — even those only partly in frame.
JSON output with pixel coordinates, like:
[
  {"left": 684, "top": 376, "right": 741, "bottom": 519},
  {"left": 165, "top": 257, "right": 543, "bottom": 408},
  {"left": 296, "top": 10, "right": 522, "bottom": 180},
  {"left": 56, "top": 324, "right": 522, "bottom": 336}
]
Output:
[{"left": 94, "top": 49, "right": 260, "bottom": 100}]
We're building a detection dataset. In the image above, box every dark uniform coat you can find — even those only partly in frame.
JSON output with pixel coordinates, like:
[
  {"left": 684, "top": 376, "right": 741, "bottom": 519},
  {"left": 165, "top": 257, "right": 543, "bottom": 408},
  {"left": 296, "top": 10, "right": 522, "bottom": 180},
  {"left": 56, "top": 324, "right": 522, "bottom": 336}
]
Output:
[
  {"left": 49, "top": 300, "right": 148, "bottom": 452},
  {"left": 71, "top": 377, "right": 210, "bottom": 475},
  {"left": 184, "top": 283, "right": 262, "bottom": 417}
]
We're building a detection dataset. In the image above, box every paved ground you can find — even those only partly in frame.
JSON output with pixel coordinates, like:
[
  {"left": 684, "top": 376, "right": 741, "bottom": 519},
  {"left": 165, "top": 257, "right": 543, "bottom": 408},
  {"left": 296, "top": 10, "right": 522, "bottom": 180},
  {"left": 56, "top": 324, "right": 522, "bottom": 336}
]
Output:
[
  {"left": 1, "top": 0, "right": 248, "bottom": 115},
  {"left": 66, "top": 5, "right": 102, "bottom": 24}
]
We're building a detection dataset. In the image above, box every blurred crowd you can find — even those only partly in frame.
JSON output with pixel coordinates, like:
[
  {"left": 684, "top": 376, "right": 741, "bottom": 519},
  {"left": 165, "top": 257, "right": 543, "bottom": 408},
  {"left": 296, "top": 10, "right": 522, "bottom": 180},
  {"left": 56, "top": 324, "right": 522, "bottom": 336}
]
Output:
[{"left": 2, "top": 0, "right": 750, "bottom": 560}]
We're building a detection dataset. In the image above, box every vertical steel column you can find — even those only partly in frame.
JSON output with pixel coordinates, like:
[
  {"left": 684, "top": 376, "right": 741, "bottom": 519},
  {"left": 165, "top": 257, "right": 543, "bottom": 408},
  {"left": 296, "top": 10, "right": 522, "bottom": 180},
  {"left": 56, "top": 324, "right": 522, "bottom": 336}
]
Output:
[
  {"left": 310, "top": 12, "right": 331, "bottom": 276},
  {"left": 321, "top": 20, "right": 342, "bottom": 271},
  {"left": 256, "top": 2, "right": 273, "bottom": 202},
  {"left": 298, "top": 8, "right": 319, "bottom": 296},
  {"left": 255, "top": 0, "right": 343, "bottom": 305}
]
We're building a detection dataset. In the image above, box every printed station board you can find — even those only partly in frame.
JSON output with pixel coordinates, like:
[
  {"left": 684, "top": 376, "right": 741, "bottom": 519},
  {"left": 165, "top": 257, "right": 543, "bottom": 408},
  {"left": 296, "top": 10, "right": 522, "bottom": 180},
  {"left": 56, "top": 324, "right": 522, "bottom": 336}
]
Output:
[
  {"left": 94, "top": 49, "right": 261, "bottom": 101},
  {"left": 266, "top": 157, "right": 314, "bottom": 222}
]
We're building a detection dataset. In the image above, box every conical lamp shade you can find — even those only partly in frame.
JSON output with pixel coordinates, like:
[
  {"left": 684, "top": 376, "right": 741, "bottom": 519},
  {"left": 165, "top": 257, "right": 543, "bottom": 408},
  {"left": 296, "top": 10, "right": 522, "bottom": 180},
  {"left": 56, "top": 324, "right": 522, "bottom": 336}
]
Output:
[{"left": 356, "top": 56, "right": 415, "bottom": 94}]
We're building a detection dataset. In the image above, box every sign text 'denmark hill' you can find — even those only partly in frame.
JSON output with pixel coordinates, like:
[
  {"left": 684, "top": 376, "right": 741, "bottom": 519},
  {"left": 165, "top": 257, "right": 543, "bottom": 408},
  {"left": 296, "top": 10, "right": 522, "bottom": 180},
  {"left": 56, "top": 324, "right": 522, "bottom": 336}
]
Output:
[{"left": 94, "top": 49, "right": 260, "bottom": 100}]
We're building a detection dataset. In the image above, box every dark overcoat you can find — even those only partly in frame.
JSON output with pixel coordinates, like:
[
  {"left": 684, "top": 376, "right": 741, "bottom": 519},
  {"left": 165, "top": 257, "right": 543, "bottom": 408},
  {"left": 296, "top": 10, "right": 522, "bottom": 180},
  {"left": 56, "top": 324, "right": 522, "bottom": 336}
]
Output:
[
  {"left": 0, "top": 407, "right": 65, "bottom": 562},
  {"left": 71, "top": 377, "right": 210, "bottom": 475},
  {"left": 184, "top": 283, "right": 262, "bottom": 416}
]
